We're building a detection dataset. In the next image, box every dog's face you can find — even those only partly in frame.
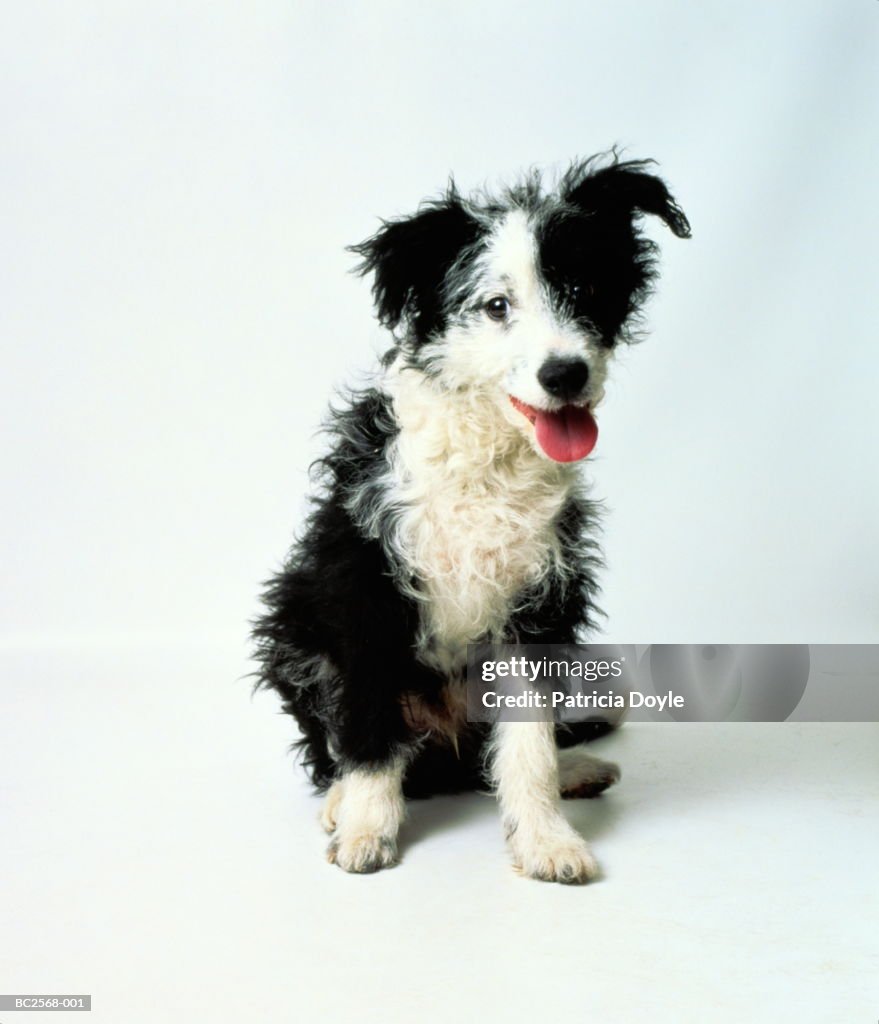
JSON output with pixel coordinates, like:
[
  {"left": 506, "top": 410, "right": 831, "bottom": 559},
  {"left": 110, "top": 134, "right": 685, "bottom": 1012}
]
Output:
[{"left": 351, "top": 157, "right": 690, "bottom": 463}]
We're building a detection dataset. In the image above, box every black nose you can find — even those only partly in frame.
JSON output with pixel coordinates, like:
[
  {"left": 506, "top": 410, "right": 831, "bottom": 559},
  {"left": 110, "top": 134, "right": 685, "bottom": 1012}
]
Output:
[{"left": 537, "top": 358, "right": 590, "bottom": 400}]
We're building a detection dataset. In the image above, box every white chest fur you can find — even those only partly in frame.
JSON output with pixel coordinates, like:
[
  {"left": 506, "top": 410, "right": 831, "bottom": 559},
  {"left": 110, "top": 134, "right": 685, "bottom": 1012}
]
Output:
[{"left": 381, "top": 369, "right": 576, "bottom": 671}]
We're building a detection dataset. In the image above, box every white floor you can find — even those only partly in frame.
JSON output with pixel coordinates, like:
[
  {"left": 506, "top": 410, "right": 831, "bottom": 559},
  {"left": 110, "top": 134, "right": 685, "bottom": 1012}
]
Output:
[{"left": 2, "top": 645, "right": 877, "bottom": 1024}]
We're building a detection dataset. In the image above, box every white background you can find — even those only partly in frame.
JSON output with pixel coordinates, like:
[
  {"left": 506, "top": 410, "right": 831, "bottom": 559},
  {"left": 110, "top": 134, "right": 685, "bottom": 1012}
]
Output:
[{"left": 2, "top": 4, "right": 878, "bottom": 1023}]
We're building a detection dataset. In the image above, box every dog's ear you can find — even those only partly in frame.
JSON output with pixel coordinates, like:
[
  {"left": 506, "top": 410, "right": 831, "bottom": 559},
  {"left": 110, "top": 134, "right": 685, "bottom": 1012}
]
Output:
[
  {"left": 563, "top": 158, "right": 691, "bottom": 239},
  {"left": 349, "top": 194, "right": 482, "bottom": 341}
]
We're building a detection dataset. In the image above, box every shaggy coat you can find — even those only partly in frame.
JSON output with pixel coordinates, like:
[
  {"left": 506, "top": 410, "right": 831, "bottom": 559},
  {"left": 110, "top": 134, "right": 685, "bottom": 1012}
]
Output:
[{"left": 254, "top": 154, "right": 689, "bottom": 880}]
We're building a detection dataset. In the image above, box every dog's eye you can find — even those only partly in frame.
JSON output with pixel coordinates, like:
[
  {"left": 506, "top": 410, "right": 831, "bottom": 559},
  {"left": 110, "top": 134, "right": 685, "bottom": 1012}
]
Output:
[
  {"left": 568, "top": 283, "right": 594, "bottom": 300},
  {"left": 485, "top": 296, "right": 510, "bottom": 321}
]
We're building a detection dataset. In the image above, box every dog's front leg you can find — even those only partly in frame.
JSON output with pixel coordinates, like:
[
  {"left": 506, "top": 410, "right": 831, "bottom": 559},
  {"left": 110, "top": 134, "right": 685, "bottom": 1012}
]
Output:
[
  {"left": 491, "top": 719, "right": 599, "bottom": 884},
  {"left": 322, "top": 655, "right": 417, "bottom": 874},
  {"left": 324, "top": 756, "right": 407, "bottom": 874}
]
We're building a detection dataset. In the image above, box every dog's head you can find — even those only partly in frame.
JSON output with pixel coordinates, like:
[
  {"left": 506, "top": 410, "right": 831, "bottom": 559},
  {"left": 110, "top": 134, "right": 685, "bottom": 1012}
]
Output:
[{"left": 350, "top": 155, "right": 690, "bottom": 463}]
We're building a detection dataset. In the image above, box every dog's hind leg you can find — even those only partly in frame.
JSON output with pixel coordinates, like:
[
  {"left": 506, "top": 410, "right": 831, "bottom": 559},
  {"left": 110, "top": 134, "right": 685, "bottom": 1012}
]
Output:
[
  {"left": 558, "top": 747, "right": 620, "bottom": 799},
  {"left": 325, "top": 758, "right": 407, "bottom": 873}
]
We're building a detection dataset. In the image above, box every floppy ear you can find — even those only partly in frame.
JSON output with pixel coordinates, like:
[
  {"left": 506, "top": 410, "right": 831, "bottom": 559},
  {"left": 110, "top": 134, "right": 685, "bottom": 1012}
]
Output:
[
  {"left": 563, "top": 158, "right": 691, "bottom": 238},
  {"left": 348, "top": 195, "right": 482, "bottom": 342}
]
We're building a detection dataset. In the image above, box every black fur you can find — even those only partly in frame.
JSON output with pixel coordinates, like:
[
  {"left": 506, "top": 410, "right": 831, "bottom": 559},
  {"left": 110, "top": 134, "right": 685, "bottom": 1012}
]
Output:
[
  {"left": 348, "top": 192, "right": 484, "bottom": 344},
  {"left": 540, "top": 158, "right": 691, "bottom": 346}
]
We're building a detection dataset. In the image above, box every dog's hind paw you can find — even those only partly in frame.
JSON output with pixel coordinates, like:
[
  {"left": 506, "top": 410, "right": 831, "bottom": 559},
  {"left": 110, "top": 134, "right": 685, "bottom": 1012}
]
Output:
[
  {"left": 561, "top": 763, "right": 620, "bottom": 799},
  {"left": 327, "top": 832, "right": 398, "bottom": 874},
  {"left": 319, "top": 781, "right": 345, "bottom": 834},
  {"left": 558, "top": 750, "right": 621, "bottom": 799}
]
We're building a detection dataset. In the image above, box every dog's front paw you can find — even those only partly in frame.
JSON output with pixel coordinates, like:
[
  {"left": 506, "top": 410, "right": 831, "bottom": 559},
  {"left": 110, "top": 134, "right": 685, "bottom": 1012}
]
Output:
[
  {"left": 511, "top": 832, "right": 599, "bottom": 885},
  {"left": 327, "top": 832, "right": 398, "bottom": 874}
]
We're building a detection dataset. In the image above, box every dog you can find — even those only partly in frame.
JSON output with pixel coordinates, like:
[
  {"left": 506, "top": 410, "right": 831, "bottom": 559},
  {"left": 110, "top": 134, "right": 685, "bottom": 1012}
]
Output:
[{"left": 253, "top": 153, "right": 690, "bottom": 882}]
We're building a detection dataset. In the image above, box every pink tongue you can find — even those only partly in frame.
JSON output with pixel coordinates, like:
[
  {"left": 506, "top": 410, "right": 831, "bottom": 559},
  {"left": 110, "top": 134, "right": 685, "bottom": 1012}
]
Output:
[{"left": 534, "top": 406, "right": 598, "bottom": 462}]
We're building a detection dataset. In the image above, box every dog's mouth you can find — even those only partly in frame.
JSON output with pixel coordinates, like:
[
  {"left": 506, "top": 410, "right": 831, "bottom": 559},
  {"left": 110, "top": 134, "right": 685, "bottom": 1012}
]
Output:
[{"left": 509, "top": 396, "right": 598, "bottom": 463}]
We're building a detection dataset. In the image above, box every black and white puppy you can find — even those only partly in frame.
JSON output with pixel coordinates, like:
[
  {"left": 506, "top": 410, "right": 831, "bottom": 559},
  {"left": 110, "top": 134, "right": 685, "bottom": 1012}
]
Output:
[{"left": 254, "top": 154, "right": 690, "bottom": 882}]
